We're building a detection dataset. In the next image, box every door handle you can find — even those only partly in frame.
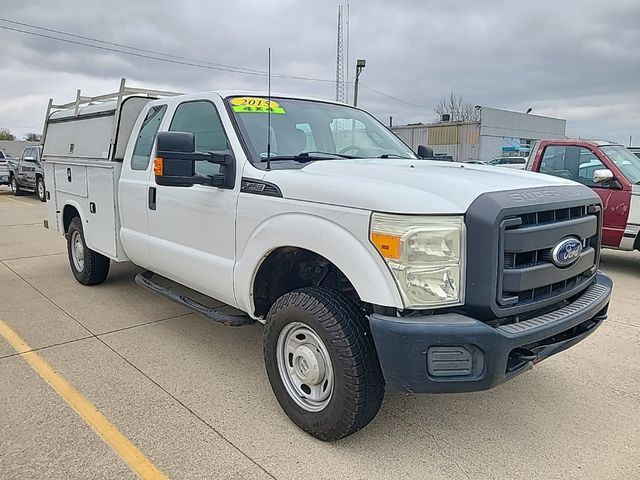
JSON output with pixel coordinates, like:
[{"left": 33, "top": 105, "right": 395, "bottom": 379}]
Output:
[
  {"left": 67, "top": 168, "right": 72, "bottom": 182},
  {"left": 148, "top": 187, "right": 157, "bottom": 210}
]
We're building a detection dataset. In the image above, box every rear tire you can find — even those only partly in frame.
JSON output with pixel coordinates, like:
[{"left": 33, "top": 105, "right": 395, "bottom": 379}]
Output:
[
  {"left": 10, "top": 176, "right": 24, "bottom": 196},
  {"left": 263, "top": 287, "right": 385, "bottom": 441},
  {"left": 66, "top": 217, "right": 110, "bottom": 285},
  {"left": 36, "top": 177, "right": 46, "bottom": 202}
]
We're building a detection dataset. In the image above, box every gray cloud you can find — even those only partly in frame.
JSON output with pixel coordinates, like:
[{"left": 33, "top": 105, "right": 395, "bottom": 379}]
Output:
[{"left": 1, "top": 0, "right": 639, "bottom": 144}]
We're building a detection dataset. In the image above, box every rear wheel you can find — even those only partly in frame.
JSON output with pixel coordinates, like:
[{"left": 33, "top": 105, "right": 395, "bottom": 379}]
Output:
[
  {"left": 36, "top": 177, "right": 46, "bottom": 202},
  {"left": 66, "top": 217, "right": 110, "bottom": 285},
  {"left": 10, "top": 176, "right": 23, "bottom": 196},
  {"left": 263, "top": 287, "right": 385, "bottom": 441}
]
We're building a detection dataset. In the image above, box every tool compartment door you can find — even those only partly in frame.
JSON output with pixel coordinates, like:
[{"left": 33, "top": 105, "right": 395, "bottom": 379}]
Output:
[
  {"left": 84, "top": 163, "right": 120, "bottom": 259},
  {"left": 54, "top": 163, "right": 88, "bottom": 197}
]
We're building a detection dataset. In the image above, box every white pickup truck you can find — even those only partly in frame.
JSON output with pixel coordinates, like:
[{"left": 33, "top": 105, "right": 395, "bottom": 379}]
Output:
[{"left": 42, "top": 79, "right": 613, "bottom": 441}]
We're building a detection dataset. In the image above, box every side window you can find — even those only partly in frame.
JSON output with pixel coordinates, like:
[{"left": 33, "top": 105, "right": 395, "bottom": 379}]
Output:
[
  {"left": 131, "top": 105, "right": 167, "bottom": 171},
  {"left": 577, "top": 149, "right": 606, "bottom": 187},
  {"left": 540, "top": 146, "right": 606, "bottom": 186},
  {"left": 169, "top": 101, "right": 230, "bottom": 177}
]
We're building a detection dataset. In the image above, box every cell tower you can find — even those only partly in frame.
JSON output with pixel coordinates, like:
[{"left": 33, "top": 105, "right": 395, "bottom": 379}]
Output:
[{"left": 335, "top": 5, "right": 345, "bottom": 103}]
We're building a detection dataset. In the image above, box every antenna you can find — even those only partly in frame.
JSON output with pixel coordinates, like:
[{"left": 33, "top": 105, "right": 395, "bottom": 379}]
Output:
[{"left": 266, "top": 47, "right": 272, "bottom": 171}]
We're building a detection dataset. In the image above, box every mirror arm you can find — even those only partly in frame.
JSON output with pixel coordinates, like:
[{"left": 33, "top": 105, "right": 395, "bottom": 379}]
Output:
[{"left": 207, "top": 150, "right": 234, "bottom": 166}]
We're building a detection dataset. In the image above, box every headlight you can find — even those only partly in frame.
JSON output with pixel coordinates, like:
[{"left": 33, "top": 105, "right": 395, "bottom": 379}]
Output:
[{"left": 370, "top": 213, "right": 465, "bottom": 308}]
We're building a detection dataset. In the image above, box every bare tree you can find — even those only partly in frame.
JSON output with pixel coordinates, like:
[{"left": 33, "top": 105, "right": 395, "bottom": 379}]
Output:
[
  {"left": 23, "top": 132, "right": 42, "bottom": 142},
  {"left": 0, "top": 128, "right": 16, "bottom": 141},
  {"left": 434, "top": 92, "right": 479, "bottom": 122}
]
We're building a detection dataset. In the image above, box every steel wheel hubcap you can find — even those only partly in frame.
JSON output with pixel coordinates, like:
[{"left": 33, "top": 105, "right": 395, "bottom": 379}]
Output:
[
  {"left": 71, "top": 231, "right": 85, "bottom": 271},
  {"left": 11, "top": 178, "right": 16, "bottom": 191},
  {"left": 38, "top": 181, "right": 44, "bottom": 197},
  {"left": 276, "top": 322, "right": 333, "bottom": 412}
]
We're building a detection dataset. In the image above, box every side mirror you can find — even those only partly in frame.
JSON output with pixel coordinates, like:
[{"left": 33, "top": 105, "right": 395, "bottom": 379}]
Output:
[
  {"left": 593, "top": 169, "right": 614, "bottom": 185},
  {"left": 417, "top": 145, "right": 434, "bottom": 159},
  {"left": 24, "top": 156, "right": 35, "bottom": 162},
  {"left": 154, "top": 131, "right": 234, "bottom": 188}
]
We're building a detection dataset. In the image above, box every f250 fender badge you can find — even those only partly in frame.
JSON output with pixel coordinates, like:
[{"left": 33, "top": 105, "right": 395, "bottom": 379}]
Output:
[{"left": 551, "top": 237, "right": 583, "bottom": 267}]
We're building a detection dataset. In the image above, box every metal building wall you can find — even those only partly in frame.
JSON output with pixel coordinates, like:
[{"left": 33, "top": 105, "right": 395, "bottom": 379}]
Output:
[
  {"left": 392, "top": 124, "right": 428, "bottom": 150},
  {"left": 391, "top": 122, "right": 480, "bottom": 162},
  {"left": 480, "top": 107, "right": 566, "bottom": 139},
  {"left": 392, "top": 107, "right": 566, "bottom": 163}
]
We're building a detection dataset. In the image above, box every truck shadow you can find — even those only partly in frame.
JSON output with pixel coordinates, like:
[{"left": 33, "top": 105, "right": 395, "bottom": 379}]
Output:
[{"left": 599, "top": 249, "right": 640, "bottom": 276}]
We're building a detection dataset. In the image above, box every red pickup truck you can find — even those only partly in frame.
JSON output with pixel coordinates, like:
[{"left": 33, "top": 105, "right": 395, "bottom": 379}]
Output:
[{"left": 527, "top": 139, "right": 640, "bottom": 250}]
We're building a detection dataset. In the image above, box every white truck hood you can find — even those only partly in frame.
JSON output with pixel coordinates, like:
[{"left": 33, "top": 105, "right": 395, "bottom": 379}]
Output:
[{"left": 262, "top": 159, "right": 577, "bottom": 214}]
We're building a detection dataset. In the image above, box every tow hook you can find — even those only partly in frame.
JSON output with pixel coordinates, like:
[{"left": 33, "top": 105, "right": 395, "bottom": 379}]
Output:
[{"left": 510, "top": 347, "right": 537, "bottom": 363}]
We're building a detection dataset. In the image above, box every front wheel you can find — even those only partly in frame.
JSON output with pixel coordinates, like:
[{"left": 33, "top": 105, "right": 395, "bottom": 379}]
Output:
[
  {"left": 36, "top": 177, "right": 46, "bottom": 202},
  {"left": 66, "top": 217, "right": 110, "bottom": 285},
  {"left": 10, "top": 176, "right": 24, "bottom": 196},
  {"left": 263, "top": 287, "right": 385, "bottom": 441}
]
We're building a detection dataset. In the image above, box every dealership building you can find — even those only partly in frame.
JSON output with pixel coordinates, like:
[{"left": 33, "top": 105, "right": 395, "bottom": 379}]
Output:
[{"left": 391, "top": 107, "right": 566, "bottom": 162}]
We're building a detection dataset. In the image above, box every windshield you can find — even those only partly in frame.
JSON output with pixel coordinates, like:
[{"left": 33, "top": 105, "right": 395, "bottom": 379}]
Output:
[
  {"left": 600, "top": 145, "right": 640, "bottom": 184},
  {"left": 228, "top": 96, "right": 416, "bottom": 165}
]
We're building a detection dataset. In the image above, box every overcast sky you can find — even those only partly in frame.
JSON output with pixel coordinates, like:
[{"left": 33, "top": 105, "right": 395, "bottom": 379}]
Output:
[{"left": 1, "top": 0, "right": 639, "bottom": 144}]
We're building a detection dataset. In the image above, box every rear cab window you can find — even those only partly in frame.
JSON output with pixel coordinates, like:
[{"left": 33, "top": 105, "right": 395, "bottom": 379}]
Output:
[{"left": 131, "top": 105, "right": 168, "bottom": 171}]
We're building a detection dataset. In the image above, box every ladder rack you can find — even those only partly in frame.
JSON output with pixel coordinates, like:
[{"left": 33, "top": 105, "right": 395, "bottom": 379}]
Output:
[{"left": 42, "top": 78, "right": 183, "bottom": 160}]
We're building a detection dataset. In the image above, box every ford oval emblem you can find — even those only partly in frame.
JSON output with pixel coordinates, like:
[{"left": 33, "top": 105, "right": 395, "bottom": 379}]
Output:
[{"left": 551, "top": 237, "right": 583, "bottom": 267}]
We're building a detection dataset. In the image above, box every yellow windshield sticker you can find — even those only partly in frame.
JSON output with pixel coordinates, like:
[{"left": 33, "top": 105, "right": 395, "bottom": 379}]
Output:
[{"left": 231, "top": 97, "right": 286, "bottom": 114}]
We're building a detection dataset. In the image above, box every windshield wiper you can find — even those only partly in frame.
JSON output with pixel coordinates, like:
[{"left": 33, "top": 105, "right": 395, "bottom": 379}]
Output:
[
  {"left": 298, "top": 151, "right": 356, "bottom": 159},
  {"left": 261, "top": 151, "right": 355, "bottom": 163},
  {"left": 379, "top": 153, "right": 411, "bottom": 159}
]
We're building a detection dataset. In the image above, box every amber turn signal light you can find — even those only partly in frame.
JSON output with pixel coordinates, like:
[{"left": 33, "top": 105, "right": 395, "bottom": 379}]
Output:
[
  {"left": 153, "top": 157, "right": 163, "bottom": 176},
  {"left": 371, "top": 232, "right": 400, "bottom": 260}
]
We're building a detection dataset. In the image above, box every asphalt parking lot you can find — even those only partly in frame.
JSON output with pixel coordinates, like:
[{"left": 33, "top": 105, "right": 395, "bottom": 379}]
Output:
[{"left": 0, "top": 188, "right": 639, "bottom": 480}]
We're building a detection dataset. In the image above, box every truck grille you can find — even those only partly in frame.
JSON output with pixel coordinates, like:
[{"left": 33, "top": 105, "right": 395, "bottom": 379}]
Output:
[{"left": 498, "top": 205, "right": 600, "bottom": 309}]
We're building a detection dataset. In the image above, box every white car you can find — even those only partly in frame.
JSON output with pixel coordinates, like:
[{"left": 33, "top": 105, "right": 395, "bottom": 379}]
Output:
[
  {"left": 488, "top": 156, "right": 528, "bottom": 169},
  {"left": 41, "top": 80, "right": 613, "bottom": 441}
]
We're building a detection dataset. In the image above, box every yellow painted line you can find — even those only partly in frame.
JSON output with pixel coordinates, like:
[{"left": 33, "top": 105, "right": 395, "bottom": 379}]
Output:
[
  {"left": 0, "top": 195, "right": 33, "bottom": 206},
  {"left": 0, "top": 319, "right": 168, "bottom": 479}
]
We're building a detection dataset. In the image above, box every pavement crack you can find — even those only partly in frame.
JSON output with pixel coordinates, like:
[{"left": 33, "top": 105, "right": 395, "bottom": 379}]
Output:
[
  {"left": 0, "top": 260, "right": 276, "bottom": 478},
  {"left": 2, "top": 252, "right": 66, "bottom": 261},
  {"left": 97, "top": 335, "right": 278, "bottom": 480},
  {"left": 387, "top": 407, "right": 473, "bottom": 479},
  {"left": 0, "top": 334, "right": 95, "bottom": 360}
]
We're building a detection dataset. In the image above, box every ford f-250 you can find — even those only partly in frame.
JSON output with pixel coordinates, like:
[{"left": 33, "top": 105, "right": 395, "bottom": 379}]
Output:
[{"left": 41, "top": 79, "right": 613, "bottom": 441}]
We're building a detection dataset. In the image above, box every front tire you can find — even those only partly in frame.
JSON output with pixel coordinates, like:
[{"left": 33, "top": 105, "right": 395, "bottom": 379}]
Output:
[
  {"left": 36, "top": 177, "right": 46, "bottom": 202},
  {"left": 263, "top": 287, "right": 385, "bottom": 441},
  {"left": 66, "top": 217, "right": 110, "bottom": 285},
  {"left": 10, "top": 176, "right": 23, "bottom": 196}
]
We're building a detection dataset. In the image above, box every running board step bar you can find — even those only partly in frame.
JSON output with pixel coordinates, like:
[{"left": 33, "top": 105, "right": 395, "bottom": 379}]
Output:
[{"left": 135, "top": 271, "right": 254, "bottom": 327}]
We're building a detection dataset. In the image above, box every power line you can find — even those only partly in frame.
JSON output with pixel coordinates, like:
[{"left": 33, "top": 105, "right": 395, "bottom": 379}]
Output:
[
  {"left": 359, "top": 83, "right": 432, "bottom": 111},
  {"left": 0, "top": 20, "right": 338, "bottom": 83},
  {"left": 0, "top": 17, "right": 265, "bottom": 75},
  {"left": 0, "top": 17, "right": 436, "bottom": 112}
]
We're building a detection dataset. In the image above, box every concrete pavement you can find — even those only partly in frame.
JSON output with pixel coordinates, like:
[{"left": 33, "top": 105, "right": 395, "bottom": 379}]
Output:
[{"left": 0, "top": 188, "right": 639, "bottom": 479}]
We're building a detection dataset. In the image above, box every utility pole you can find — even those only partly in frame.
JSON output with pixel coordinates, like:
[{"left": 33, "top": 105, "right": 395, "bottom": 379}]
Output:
[{"left": 353, "top": 59, "right": 366, "bottom": 106}]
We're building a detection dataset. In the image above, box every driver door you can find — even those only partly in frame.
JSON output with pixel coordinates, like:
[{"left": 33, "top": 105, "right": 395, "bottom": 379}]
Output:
[{"left": 146, "top": 99, "right": 239, "bottom": 307}]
